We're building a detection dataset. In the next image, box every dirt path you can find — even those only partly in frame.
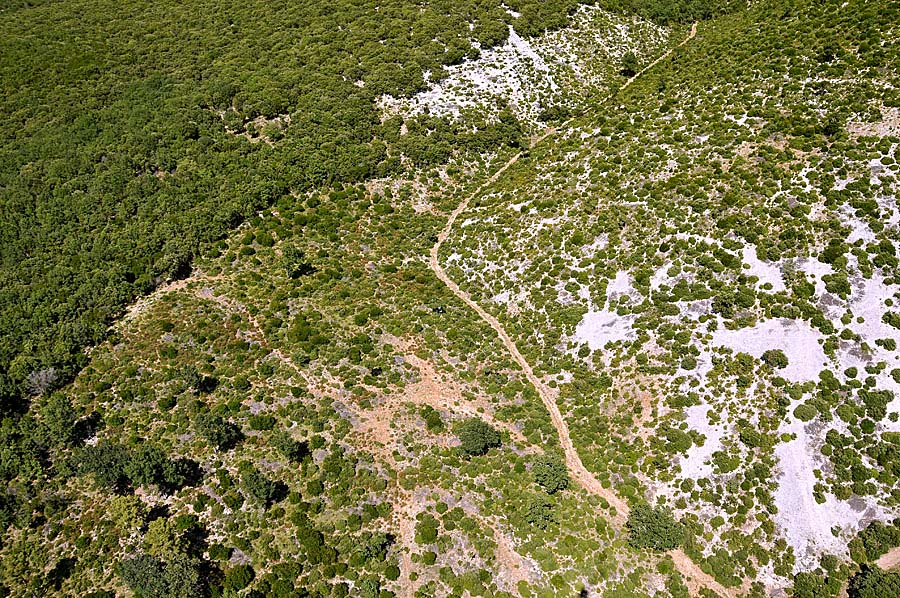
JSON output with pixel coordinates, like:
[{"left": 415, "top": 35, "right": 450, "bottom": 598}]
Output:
[
  {"left": 429, "top": 182, "right": 630, "bottom": 522},
  {"left": 394, "top": 488, "right": 422, "bottom": 598},
  {"left": 428, "top": 22, "right": 700, "bottom": 527},
  {"left": 621, "top": 22, "right": 697, "bottom": 93},
  {"left": 428, "top": 22, "right": 745, "bottom": 598},
  {"left": 876, "top": 546, "right": 900, "bottom": 570},
  {"left": 670, "top": 549, "right": 736, "bottom": 597}
]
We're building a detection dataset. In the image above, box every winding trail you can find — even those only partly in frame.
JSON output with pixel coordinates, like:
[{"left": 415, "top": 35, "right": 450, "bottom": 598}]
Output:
[
  {"left": 429, "top": 175, "right": 630, "bottom": 521},
  {"left": 622, "top": 22, "right": 697, "bottom": 93},
  {"left": 110, "top": 21, "right": 725, "bottom": 596},
  {"left": 428, "top": 22, "right": 739, "bottom": 598},
  {"left": 876, "top": 546, "right": 900, "bottom": 570}
]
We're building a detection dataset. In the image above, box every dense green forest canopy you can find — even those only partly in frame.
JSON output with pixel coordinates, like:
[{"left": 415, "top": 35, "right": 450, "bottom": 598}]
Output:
[{"left": 601, "top": 0, "right": 747, "bottom": 23}]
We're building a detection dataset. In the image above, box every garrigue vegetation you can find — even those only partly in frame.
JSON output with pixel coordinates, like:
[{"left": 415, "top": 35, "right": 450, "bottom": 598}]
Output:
[
  {"left": 1, "top": 0, "right": 898, "bottom": 595},
  {"left": 440, "top": 0, "right": 900, "bottom": 590}
]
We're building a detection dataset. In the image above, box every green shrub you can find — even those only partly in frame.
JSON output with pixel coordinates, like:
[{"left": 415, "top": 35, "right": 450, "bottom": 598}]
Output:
[
  {"left": 532, "top": 454, "right": 569, "bottom": 494},
  {"left": 224, "top": 564, "right": 255, "bottom": 591},
  {"left": 626, "top": 504, "right": 684, "bottom": 551},
  {"left": 762, "top": 349, "right": 789, "bottom": 369}
]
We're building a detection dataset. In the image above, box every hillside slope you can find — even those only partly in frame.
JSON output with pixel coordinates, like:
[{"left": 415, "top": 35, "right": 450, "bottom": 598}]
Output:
[
  {"left": 442, "top": 0, "right": 900, "bottom": 590},
  {"left": 2, "top": 0, "right": 899, "bottom": 597}
]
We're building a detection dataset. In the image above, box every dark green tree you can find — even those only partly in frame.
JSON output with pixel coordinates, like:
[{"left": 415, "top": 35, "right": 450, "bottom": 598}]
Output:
[
  {"left": 194, "top": 413, "right": 242, "bottom": 450},
  {"left": 41, "top": 393, "right": 78, "bottom": 445},
  {"left": 75, "top": 442, "right": 130, "bottom": 490},
  {"left": 420, "top": 405, "right": 444, "bottom": 432},
  {"left": 621, "top": 51, "right": 639, "bottom": 77},
  {"left": 124, "top": 445, "right": 186, "bottom": 491},
  {"left": 224, "top": 564, "right": 255, "bottom": 591},
  {"left": 848, "top": 566, "right": 900, "bottom": 598},
  {"left": 455, "top": 418, "right": 500, "bottom": 457},
  {"left": 852, "top": 520, "right": 900, "bottom": 563},
  {"left": 761, "top": 349, "right": 789, "bottom": 369},
  {"left": 116, "top": 554, "right": 201, "bottom": 598},
  {"left": 271, "top": 431, "right": 309, "bottom": 462},
  {"left": 415, "top": 514, "right": 439, "bottom": 544},
  {"left": 525, "top": 495, "right": 556, "bottom": 530},
  {"left": 823, "top": 114, "right": 843, "bottom": 137},
  {"left": 240, "top": 464, "right": 284, "bottom": 507},
  {"left": 282, "top": 245, "right": 315, "bottom": 279}
]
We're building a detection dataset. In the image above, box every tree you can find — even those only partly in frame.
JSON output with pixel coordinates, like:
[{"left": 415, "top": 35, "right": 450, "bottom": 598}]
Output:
[
  {"left": 271, "top": 431, "right": 309, "bottom": 462},
  {"left": 194, "top": 412, "right": 242, "bottom": 450},
  {"left": 143, "top": 517, "right": 188, "bottom": 559},
  {"left": 794, "top": 403, "right": 818, "bottom": 422},
  {"left": 361, "top": 532, "right": 394, "bottom": 563},
  {"left": 621, "top": 51, "right": 639, "bottom": 77},
  {"left": 415, "top": 514, "right": 439, "bottom": 544},
  {"left": 75, "top": 442, "right": 130, "bottom": 490},
  {"left": 178, "top": 365, "right": 216, "bottom": 394},
  {"left": 124, "top": 445, "right": 185, "bottom": 491},
  {"left": 818, "top": 41, "right": 841, "bottom": 63},
  {"left": 626, "top": 504, "right": 685, "bottom": 551},
  {"left": 282, "top": 245, "right": 315, "bottom": 279},
  {"left": 712, "top": 287, "right": 755, "bottom": 318},
  {"left": 25, "top": 367, "right": 58, "bottom": 397},
  {"left": 761, "top": 349, "right": 789, "bottom": 369},
  {"left": 109, "top": 495, "right": 148, "bottom": 531},
  {"left": 1, "top": 535, "right": 49, "bottom": 592},
  {"left": 248, "top": 414, "right": 276, "bottom": 431},
  {"left": 532, "top": 454, "right": 569, "bottom": 494},
  {"left": 853, "top": 520, "right": 900, "bottom": 563},
  {"left": 41, "top": 393, "right": 78, "bottom": 445},
  {"left": 420, "top": 405, "right": 444, "bottom": 432},
  {"left": 241, "top": 465, "right": 284, "bottom": 507},
  {"left": 525, "top": 495, "right": 556, "bottom": 530},
  {"left": 117, "top": 555, "right": 168, "bottom": 598},
  {"left": 792, "top": 572, "right": 827, "bottom": 598},
  {"left": 117, "top": 554, "right": 201, "bottom": 598},
  {"left": 224, "top": 564, "right": 255, "bottom": 591},
  {"left": 848, "top": 566, "right": 900, "bottom": 598},
  {"left": 823, "top": 114, "right": 843, "bottom": 138},
  {"left": 455, "top": 418, "right": 500, "bottom": 457},
  {"left": 357, "top": 578, "right": 381, "bottom": 598}
]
